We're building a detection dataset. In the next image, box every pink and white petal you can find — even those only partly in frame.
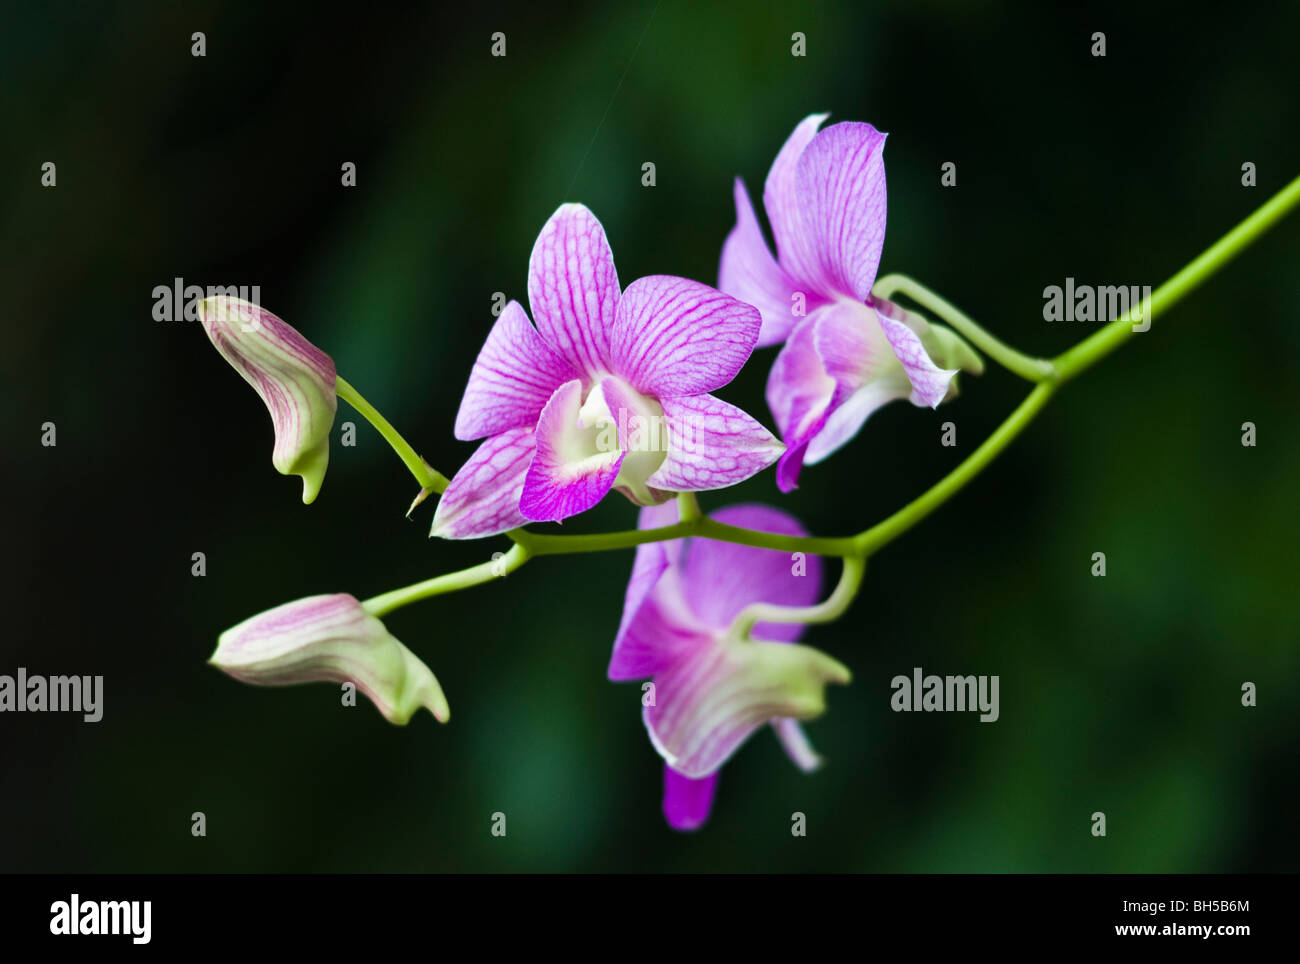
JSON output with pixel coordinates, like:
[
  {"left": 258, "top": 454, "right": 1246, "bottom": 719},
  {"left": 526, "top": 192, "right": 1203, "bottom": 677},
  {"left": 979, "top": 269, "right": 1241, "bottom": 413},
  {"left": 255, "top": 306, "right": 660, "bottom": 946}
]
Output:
[
  {"left": 765, "top": 317, "right": 836, "bottom": 492},
  {"left": 774, "top": 434, "right": 822, "bottom": 493},
  {"left": 615, "top": 538, "right": 669, "bottom": 654},
  {"left": 804, "top": 380, "right": 906, "bottom": 465},
  {"left": 679, "top": 503, "right": 823, "bottom": 639},
  {"left": 798, "top": 300, "right": 913, "bottom": 465},
  {"left": 644, "top": 636, "right": 851, "bottom": 778},
  {"left": 520, "top": 379, "right": 625, "bottom": 522},
  {"left": 878, "top": 313, "right": 958, "bottom": 408},
  {"left": 795, "top": 122, "right": 889, "bottom": 302},
  {"left": 430, "top": 427, "right": 535, "bottom": 539},
  {"left": 763, "top": 112, "right": 832, "bottom": 293},
  {"left": 773, "top": 718, "right": 823, "bottom": 773},
  {"left": 812, "top": 298, "right": 895, "bottom": 386},
  {"left": 527, "top": 203, "right": 621, "bottom": 377},
  {"left": 663, "top": 765, "right": 719, "bottom": 831},
  {"left": 609, "top": 589, "right": 707, "bottom": 681},
  {"left": 645, "top": 393, "right": 783, "bottom": 493},
  {"left": 766, "top": 313, "right": 837, "bottom": 439},
  {"left": 873, "top": 296, "right": 984, "bottom": 378},
  {"left": 610, "top": 275, "right": 761, "bottom": 398},
  {"left": 609, "top": 501, "right": 695, "bottom": 680},
  {"left": 454, "top": 300, "right": 583, "bottom": 441},
  {"left": 718, "top": 178, "right": 825, "bottom": 347}
]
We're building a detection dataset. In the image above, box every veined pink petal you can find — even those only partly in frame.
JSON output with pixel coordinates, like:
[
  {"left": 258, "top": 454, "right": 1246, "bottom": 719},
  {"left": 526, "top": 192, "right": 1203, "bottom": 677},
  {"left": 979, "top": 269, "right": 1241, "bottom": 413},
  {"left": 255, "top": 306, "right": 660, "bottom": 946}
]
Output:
[
  {"left": 718, "top": 178, "right": 825, "bottom": 347},
  {"left": 611, "top": 594, "right": 708, "bottom": 682},
  {"left": 813, "top": 299, "right": 897, "bottom": 385},
  {"left": 765, "top": 315, "right": 836, "bottom": 492},
  {"left": 519, "top": 380, "right": 625, "bottom": 522},
  {"left": 610, "top": 539, "right": 672, "bottom": 679},
  {"left": 797, "top": 301, "right": 965, "bottom": 466},
  {"left": 210, "top": 593, "right": 449, "bottom": 724},
  {"left": 454, "top": 300, "right": 581, "bottom": 441},
  {"left": 527, "top": 203, "right": 620, "bottom": 377},
  {"left": 430, "top": 426, "right": 535, "bottom": 539},
  {"left": 772, "top": 718, "right": 823, "bottom": 773},
  {"left": 663, "top": 765, "right": 718, "bottom": 831},
  {"left": 610, "top": 275, "right": 761, "bottom": 398},
  {"left": 877, "top": 311, "right": 958, "bottom": 409},
  {"left": 680, "top": 504, "right": 823, "bottom": 640},
  {"left": 801, "top": 300, "right": 913, "bottom": 465},
  {"left": 794, "top": 122, "right": 889, "bottom": 302},
  {"left": 199, "top": 297, "right": 337, "bottom": 503},
  {"left": 763, "top": 112, "right": 831, "bottom": 294},
  {"left": 609, "top": 502, "right": 694, "bottom": 680},
  {"left": 645, "top": 393, "right": 783, "bottom": 492},
  {"left": 803, "top": 380, "right": 904, "bottom": 465},
  {"left": 644, "top": 635, "right": 850, "bottom": 778}
]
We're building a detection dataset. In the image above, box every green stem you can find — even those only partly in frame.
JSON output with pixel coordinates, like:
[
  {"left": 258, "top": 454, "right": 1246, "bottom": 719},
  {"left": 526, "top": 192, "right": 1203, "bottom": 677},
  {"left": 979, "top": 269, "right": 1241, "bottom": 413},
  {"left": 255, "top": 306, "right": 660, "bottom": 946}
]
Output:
[
  {"left": 677, "top": 491, "right": 702, "bottom": 524},
  {"left": 854, "top": 382, "right": 1055, "bottom": 554},
  {"left": 361, "top": 543, "right": 530, "bottom": 617},
  {"left": 336, "top": 375, "right": 449, "bottom": 493},
  {"left": 855, "top": 171, "right": 1300, "bottom": 552},
  {"left": 872, "top": 273, "right": 1056, "bottom": 383},
  {"left": 360, "top": 174, "right": 1300, "bottom": 619},
  {"left": 511, "top": 514, "right": 857, "bottom": 558},
  {"left": 731, "top": 555, "right": 866, "bottom": 639},
  {"left": 1053, "top": 171, "right": 1300, "bottom": 382}
]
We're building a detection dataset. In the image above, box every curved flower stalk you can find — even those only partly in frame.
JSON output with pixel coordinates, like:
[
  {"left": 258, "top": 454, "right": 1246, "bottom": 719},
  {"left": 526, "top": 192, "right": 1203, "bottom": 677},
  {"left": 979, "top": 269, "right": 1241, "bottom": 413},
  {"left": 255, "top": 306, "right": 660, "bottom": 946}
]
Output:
[
  {"left": 610, "top": 501, "right": 850, "bottom": 830},
  {"left": 210, "top": 593, "right": 450, "bottom": 724},
  {"left": 719, "top": 114, "right": 982, "bottom": 491},
  {"left": 198, "top": 296, "right": 338, "bottom": 503},
  {"left": 431, "top": 203, "right": 784, "bottom": 540}
]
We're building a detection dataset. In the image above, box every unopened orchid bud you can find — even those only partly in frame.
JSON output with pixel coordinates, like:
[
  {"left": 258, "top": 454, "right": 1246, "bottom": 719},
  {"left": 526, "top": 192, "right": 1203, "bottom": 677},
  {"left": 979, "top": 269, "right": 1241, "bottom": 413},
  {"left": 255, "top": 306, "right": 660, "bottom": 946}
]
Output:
[
  {"left": 198, "top": 296, "right": 337, "bottom": 503},
  {"left": 210, "top": 593, "right": 449, "bottom": 724}
]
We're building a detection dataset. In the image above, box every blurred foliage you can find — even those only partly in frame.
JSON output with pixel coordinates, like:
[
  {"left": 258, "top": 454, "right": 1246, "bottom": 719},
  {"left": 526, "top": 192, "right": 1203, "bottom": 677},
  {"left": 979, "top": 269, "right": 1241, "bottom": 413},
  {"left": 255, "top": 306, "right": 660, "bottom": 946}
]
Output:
[{"left": 2, "top": 0, "right": 1297, "bottom": 871}]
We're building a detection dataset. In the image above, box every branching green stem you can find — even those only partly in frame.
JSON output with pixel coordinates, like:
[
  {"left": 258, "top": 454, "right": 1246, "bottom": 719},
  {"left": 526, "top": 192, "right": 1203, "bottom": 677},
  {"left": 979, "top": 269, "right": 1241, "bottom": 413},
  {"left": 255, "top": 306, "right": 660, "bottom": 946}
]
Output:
[
  {"left": 508, "top": 515, "right": 856, "bottom": 558},
  {"left": 349, "top": 175, "right": 1300, "bottom": 627}
]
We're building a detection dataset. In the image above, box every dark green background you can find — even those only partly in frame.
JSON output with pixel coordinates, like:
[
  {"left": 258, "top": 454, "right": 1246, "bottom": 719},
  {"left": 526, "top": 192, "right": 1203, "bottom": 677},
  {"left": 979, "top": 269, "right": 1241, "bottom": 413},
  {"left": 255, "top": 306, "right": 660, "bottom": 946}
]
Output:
[{"left": 3, "top": 0, "right": 1297, "bottom": 872}]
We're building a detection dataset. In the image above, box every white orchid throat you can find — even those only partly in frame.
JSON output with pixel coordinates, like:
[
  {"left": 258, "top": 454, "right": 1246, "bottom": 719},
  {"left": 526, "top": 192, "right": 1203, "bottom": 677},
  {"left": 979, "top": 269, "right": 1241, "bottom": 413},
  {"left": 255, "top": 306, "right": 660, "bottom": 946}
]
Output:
[{"left": 562, "top": 375, "right": 677, "bottom": 506}]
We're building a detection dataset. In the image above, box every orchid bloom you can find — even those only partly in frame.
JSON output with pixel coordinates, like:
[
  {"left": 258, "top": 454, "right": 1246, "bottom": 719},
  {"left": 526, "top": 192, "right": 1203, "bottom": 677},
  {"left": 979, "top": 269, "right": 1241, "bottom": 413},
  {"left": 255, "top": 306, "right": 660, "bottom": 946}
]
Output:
[
  {"left": 431, "top": 204, "right": 784, "bottom": 539},
  {"left": 198, "top": 296, "right": 338, "bottom": 503},
  {"left": 210, "top": 593, "right": 450, "bottom": 724},
  {"left": 719, "top": 114, "right": 982, "bottom": 491},
  {"left": 610, "top": 501, "right": 850, "bottom": 830}
]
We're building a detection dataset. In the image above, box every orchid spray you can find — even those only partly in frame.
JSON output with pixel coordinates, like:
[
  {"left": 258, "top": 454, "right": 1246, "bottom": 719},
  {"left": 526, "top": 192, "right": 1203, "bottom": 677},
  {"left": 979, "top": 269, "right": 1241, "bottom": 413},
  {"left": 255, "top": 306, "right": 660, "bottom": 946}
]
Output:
[{"left": 194, "top": 115, "right": 1300, "bottom": 830}]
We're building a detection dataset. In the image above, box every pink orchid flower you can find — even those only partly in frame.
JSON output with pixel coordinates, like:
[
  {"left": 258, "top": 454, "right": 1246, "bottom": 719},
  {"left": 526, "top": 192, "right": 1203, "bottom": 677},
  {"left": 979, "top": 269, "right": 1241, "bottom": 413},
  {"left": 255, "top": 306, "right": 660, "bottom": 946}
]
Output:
[
  {"left": 432, "top": 204, "right": 784, "bottom": 539},
  {"left": 719, "top": 114, "right": 981, "bottom": 491},
  {"left": 610, "top": 501, "right": 849, "bottom": 830}
]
